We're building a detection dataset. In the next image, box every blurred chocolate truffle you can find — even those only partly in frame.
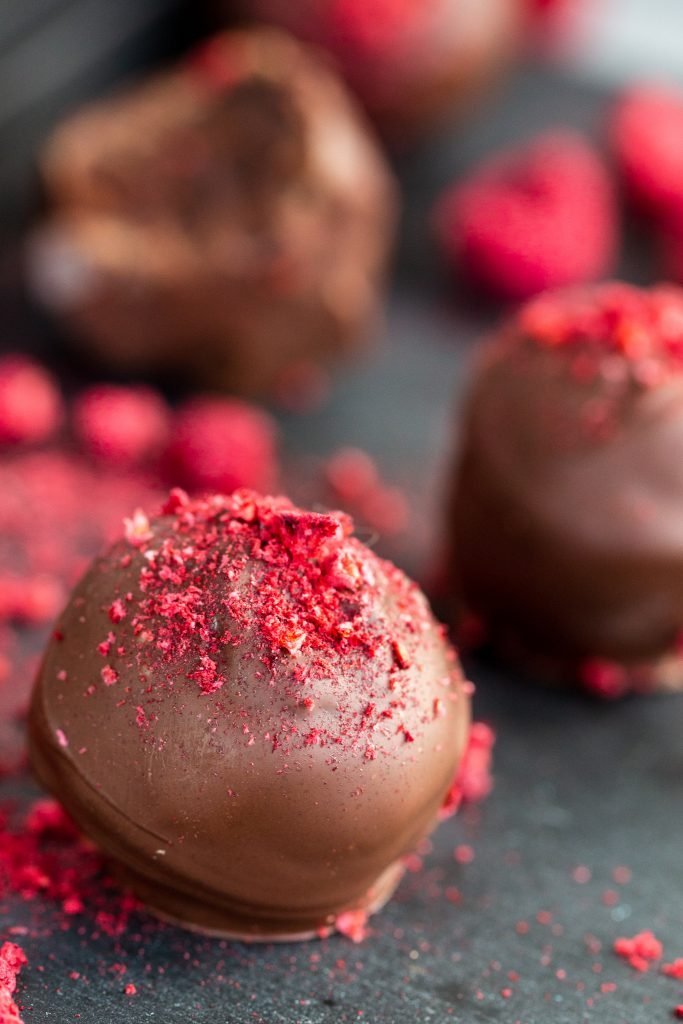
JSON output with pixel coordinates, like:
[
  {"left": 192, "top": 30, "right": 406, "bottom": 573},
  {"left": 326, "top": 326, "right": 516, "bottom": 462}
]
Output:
[
  {"left": 449, "top": 283, "right": 683, "bottom": 695},
  {"left": 247, "top": 0, "right": 526, "bottom": 140},
  {"left": 28, "top": 28, "right": 397, "bottom": 398},
  {"left": 30, "top": 489, "right": 470, "bottom": 938}
]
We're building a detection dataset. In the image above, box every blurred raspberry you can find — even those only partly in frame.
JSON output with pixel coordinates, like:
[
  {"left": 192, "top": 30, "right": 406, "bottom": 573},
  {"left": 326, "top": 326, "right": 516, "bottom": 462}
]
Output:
[
  {"left": 165, "top": 397, "right": 278, "bottom": 495},
  {"left": 0, "top": 355, "right": 63, "bottom": 446},
  {"left": 611, "top": 86, "right": 683, "bottom": 220},
  {"left": 73, "top": 385, "right": 170, "bottom": 469},
  {"left": 435, "top": 132, "right": 618, "bottom": 301}
]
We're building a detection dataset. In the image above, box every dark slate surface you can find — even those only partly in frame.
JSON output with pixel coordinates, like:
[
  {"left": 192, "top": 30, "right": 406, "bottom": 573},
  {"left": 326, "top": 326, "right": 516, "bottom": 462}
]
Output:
[{"left": 1, "top": 60, "right": 682, "bottom": 1024}]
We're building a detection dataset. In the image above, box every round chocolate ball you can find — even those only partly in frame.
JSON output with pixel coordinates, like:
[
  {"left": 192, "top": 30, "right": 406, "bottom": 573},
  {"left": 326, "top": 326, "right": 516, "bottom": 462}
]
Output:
[
  {"left": 248, "top": 0, "right": 526, "bottom": 140},
  {"left": 449, "top": 283, "right": 683, "bottom": 695},
  {"left": 30, "top": 489, "right": 469, "bottom": 938},
  {"left": 27, "top": 28, "right": 397, "bottom": 398}
]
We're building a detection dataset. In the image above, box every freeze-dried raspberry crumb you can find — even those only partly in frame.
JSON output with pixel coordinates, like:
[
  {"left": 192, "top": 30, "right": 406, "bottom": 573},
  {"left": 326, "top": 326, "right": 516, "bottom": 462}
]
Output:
[
  {"left": 611, "top": 86, "right": 683, "bottom": 220},
  {"left": 517, "top": 282, "right": 683, "bottom": 389},
  {"left": 164, "top": 398, "right": 278, "bottom": 495},
  {"left": 0, "top": 941, "right": 27, "bottom": 1024},
  {"left": 441, "top": 721, "right": 495, "bottom": 817},
  {"left": 335, "top": 909, "right": 368, "bottom": 943},
  {"left": 124, "top": 983, "right": 137, "bottom": 996},
  {"left": 663, "top": 960, "right": 683, "bottom": 980},
  {"left": 434, "top": 132, "right": 617, "bottom": 300},
  {"left": 325, "top": 447, "right": 409, "bottom": 537},
  {"left": 73, "top": 385, "right": 170, "bottom": 469},
  {"left": 675, "top": 1006, "right": 683, "bottom": 1019},
  {"left": 579, "top": 659, "right": 629, "bottom": 700},
  {"left": 614, "top": 930, "right": 663, "bottom": 972},
  {"left": 319, "top": 0, "right": 426, "bottom": 60},
  {"left": 0, "top": 355, "right": 63, "bottom": 447}
]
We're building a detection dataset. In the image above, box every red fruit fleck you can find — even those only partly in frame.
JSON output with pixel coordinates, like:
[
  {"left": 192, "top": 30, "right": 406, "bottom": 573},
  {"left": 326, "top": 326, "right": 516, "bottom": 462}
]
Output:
[
  {"left": 73, "top": 384, "right": 170, "bottom": 469},
  {"left": 611, "top": 86, "right": 683, "bottom": 220},
  {"left": 441, "top": 721, "right": 495, "bottom": 817},
  {"left": 434, "top": 132, "right": 617, "bottom": 300},
  {"left": 335, "top": 909, "right": 369, "bottom": 943},
  {"left": 165, "top": 397, "right": 278, "bottom": 495},
  {"left": 0, "top": 355, "right": 63, "bottom": 446},
  {"left": 663, "top": 959, "right": 683, "bottom": 980},
  {"left": 614, "top": 930, "right": 663, "bottom": 972},
  {"left": 579, "top": 658, "right": 628, "bottom": 700}
]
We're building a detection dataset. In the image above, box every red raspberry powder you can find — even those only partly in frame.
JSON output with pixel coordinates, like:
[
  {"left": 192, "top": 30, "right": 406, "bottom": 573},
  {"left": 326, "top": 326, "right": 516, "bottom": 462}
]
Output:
[
  {"left": 164, "top": 398, "right": 278, "bottom": 496},
  {"left": 611, "top": 86, "right": 683, "bottom": 220},
  {"left": 99, "top": 488, "right": 461, "bottom": 756},
  {"left": 614, "top": 930, "right": 663, "bottom": 972},
  {"left": 0, "top": 941, "right": 27, "bottom": 1023},
  {"left": 0, "top": 355, "right": 63, "bottom": 447},
  {"left": 73, "top": 385, "right": 170, "bottom": 469},
  {"left": 516, "top": 282, "right": 683, "bottom": 388},
  {"left": 435, "top": 132, "right": 617, "bottom": 301}
]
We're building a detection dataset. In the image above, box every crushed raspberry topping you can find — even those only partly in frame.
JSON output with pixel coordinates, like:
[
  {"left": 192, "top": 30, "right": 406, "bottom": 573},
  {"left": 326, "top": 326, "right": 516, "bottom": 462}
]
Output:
[
  {"left": 322, "top": 0, "right": 428, "bottom": 58},
  {"left": 517, "top": 284, "right": 683, "bottom": 383},
  {"left": 0, "top": 941, "right": 27, "bottom": 1023},
  {"left": 440, "top": 721, "right": 495, "bottom": 818},
  {"left": 614, "top": 930, "right": 663, "bottom": 972},
  {"left": 92, "top": 489, "right": 461, "bottom": 755}
]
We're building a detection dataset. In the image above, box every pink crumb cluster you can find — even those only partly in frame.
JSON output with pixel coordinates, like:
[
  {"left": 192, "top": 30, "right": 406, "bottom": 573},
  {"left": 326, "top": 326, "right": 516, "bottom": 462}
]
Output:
[
  {"left": 434, "top": 132, "right": 617, "bottom": 300},
  {"left": 440, "top": 721, "right": 495, "bottom": 818},
  {"left": 0, "top": 941, "right": 27, "bottom": 1023},
  {"left": 73, "top": 385, "right": 171, "bottom": 469},
  {"left": 611, "top": 85, "right": 683, "bottom": 288},
  {"left": 164, "top": 397, "right": 278, "bottom": 496},
  {"left": 611, "top": 86, "right": 683, "bottom": 220},
  {"left": 614, "top": 930, "right": 663, "bottom": 972},
  {"left": 515, "top": 282, "right": 683, "bottom": 387},
  {"left": 325, "top": 447, "right": 409, "bottom": 537},
  {"left": 0, "top": 356, "right": 63, "bottom": 447}
]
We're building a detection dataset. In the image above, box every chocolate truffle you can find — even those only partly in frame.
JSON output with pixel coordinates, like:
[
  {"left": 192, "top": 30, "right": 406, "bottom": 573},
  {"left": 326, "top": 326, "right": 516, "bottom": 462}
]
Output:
[
  {"left": 247, "top": 0, "right": 526, "bottom": 140},
  {"left": 28, "top": 28, "right": 397, "bottom": 398},
  {"left": 30, "top": 489, "right": 470, "bottom": 939},
  {"left": 449, "top": 283, "right": 683, "bottom": 695}
]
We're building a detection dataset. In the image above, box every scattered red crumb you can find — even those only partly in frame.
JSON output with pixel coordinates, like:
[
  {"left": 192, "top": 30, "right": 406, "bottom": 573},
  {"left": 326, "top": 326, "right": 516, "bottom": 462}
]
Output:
[
  {"left": 571, "top": 865, "right": 592, "bottom": 884},
  {"left": 164, "top": 398, "right": 278, "bottom": 495},
  {"left": 441, "top": 721, "right": 495, "bottom": 817},
  {"left": 663, "top": 960, "right": 683, "bottom": 980},
  {"left": 454, "top": 845, "right": 475, "bottom": 865},
  {"left": 335, "top": 909, "right": 369, "bottom": 943},
  {"left": 434, "top": 132, "right": 617, "bottom": 300},
  {"left": 325, "top": 447, "right": 409, "bottom": 537},
  {"left": 674, "top": 1005, "right": 683, "bottom": 1019},
  {"left": 0, "top": 941, "right": 27, "bottom": 1024},
  {"left": 614, "top": 931, "right": 663, "bottom": 972},
  {"left": 611, "top": 86, "right": 683, "bottom": 220},
  {"left": 0, "top": 355, "right": 63, "bottom": 447},
  {"left": 313, "top": 0, "right": 426, "bottom": 61},
  {"left": 579, "top": 659, "right": 629, "bottom": 700},
  {"left": 124, "top": 983, "right": 137, "bottom": 996},
  {"left": 612, "top": 866, "right": 632, "bottom": 885},
  {"left": 517, "top": 282, "right": 683, "bottom": 391},
  {"left": 73, "top": 385, "right": 170, "bottom": 469},
  {"left": 602, "top": 889, "right": 619, "bottom": 907}
]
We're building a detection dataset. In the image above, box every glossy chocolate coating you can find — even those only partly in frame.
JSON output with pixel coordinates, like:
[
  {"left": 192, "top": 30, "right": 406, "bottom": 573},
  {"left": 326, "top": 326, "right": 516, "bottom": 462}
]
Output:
[
  {"left": 249, "top": 0, "right": 526, "bottom": 140},
  {"left": 450, "top": 286, "right": 683, "bottom": 690},
  {"left": 28, "top": 29, "right": 397, "bottom": 398},
  {"left": 30, "top": 491, "right": 469, "bottom": 938}
]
